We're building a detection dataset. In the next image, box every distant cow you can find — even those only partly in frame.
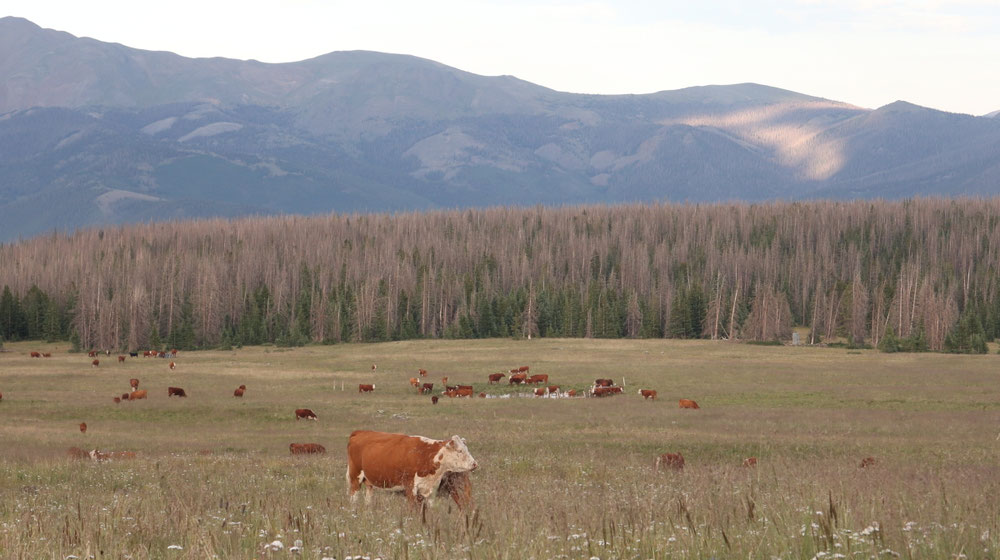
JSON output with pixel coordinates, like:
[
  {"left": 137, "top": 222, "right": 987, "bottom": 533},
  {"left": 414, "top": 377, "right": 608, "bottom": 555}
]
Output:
[
  {"left": 655, "top": 452, "right": 685, "bottom": 472},
  {"left": 418, "top": 369, "right": 428, "bottom": 377},
  {"left": 509, "top": 373, "right": 528, "bottom": 385},
  {"left": 289, "top": 443, "right": 326, "bottom": 455},
  {"left": 526, "top": 374, "right": 548, "bottom": 385},
  {"left": 347, "top": 430, "right": 478, "bottom": 509},
  {"left": 534, "top": 387, "right": 546, "bottom": 396},
  {"left": 742, "top": 457, "right": 758, "bottom": 468},
  {"left": 592, "top": 386, "right": 623, "bottom": 397},
  {"left": 234, "top": 385, "right": 246, "bottom": 397},
  {"left": 679, "top": 399, "right": 700, "bottom": 409},
  {"left": 143, "top": 351, "right": 153, "bottom": 357},
  {"left": 409, "top": 377, "right": 420, "bottom": 388},
  {"left": 359, "top": 384, "right": 375, "bottom": 393},
  {"left": 91, "top": 359, "right": 100, "bottom": 367},
  {"left": 88, "top": 351, "right": 98, "bottom": 358},
  {"left": 510, "top": 366, "right": 530, "bottom": 374},
  {"left": 371, "top": 363, "right": 377, "bottom": 371},
  {"left": 129, "top": 378, "right": 139, "bottom": 390},
  {"left": 594, "top": 378, "right": 614, "bottom": 387},
  {"left": 488, "top": 373, "right": 505, "bottom": 384},
  {"left": 129, "top": 352, "right": 138, "bottom": 358},
  {"left": 859, "top": 457, "right": 876, "bottom": 468},
  {"left": 444, "top": 385, "right": 458, "bottom": 393},
  {"left": 113, "top": 397, "right": 121, "bottom": 404},
  {"left": 455, "top": 387, "right": 474, "bottom": 397},
  {"left": 128, "top": 390, "right": 147, "bottom": 400},
  {"left": 167, "top": 386, "right": 187, "bottom": 397},
  {"left": 441, "top": 376, "right": 449, "bottom": 386},
  {"left": 117, "top": 355, "right": 126, "bottom": 363},
  {"left": 79, "top": 422, "right": 87, "bottom": 433},
  {"left": 431, "top": 396, "right": 439, "bottom": 405},
  {"left": 170, "top": 349, "right": 178, "bottom": 357},
  {"left": 168, "top": 361, "right": 176, "bottom": 370},
  {"left": 30, "top": 351, "right": 41, "bottom": 358},
  {"left": 478, "top": 392, "right": 486, "bottom": 398},
  {"left": 42, "top": 353, "right": 51, "bottom": 357},
  {"left": 158, "top": 352, "right": 166, "bottom": 358},
  {"left": 295, "top": 408, "right": 318, "bottom": 421},
  {"left": 566, "top": 389, "right": 578, "bottom": 397},
  {"left": 420, "top": 383, "right": 434, "bottom": 395},
  {"left": 639, "top": 389, "right": 657, "bottom": 400}
]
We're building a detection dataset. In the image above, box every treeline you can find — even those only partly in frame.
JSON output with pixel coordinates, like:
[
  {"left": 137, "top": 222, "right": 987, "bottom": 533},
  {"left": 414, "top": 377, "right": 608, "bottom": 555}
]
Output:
[{"left": 1, "top": 199, "right": 999, "bottom": 353}]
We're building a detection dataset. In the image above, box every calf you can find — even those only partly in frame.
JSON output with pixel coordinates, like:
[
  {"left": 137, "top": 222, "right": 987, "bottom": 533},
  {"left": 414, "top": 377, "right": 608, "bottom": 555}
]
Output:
[
  {"left": 358, "top": 384, "right": 375, "bottom": 393},
  {"left": 639, "top": 389, "right": 657, "bottom": 400},
  {"left": 168, "top": 361, "right": 176, "bottom": 370},
  {"left": 88, "top": 350, "right": 98, "bottom": 358},
  {"left": 289, "top": 443, "right": 326, "bottom": 455},
  {"left": 167, "top": 386, "right": 187, "bottom": 397},
  {"left": 679, "top": 398, "right": 700, "bottom": 409},
  {"left": 654, "top": 452, "right": 685, "bottom": 472},
  {"left": 488, "top": 373, "right": 505, "bottom": 384},
  {"left": 128, "top": 390, "right": 147, "bottom": 400},
  {"left": 295, "top": 408, "right": 318, "bottom": 421},
  {"left": 431, "top": 396, "right": 439, "bottom": 405}
]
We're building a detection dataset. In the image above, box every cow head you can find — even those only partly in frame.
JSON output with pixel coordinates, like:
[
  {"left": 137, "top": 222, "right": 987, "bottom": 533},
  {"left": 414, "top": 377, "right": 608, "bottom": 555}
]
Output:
[{"left": 438, "top": 435, "right": 478, "bottom": 473}]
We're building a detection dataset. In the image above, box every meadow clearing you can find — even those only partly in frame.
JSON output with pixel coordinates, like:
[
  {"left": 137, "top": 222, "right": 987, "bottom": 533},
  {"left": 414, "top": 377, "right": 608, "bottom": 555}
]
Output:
[{"left": 0, "top": 338, "right": 998, "bottom": 559}]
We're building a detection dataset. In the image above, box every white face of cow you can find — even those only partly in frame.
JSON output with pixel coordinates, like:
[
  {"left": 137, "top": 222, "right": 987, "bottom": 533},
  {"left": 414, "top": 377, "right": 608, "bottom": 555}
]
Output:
[{"left": 437, "top": 435, "right": 478, "bottom": 473}]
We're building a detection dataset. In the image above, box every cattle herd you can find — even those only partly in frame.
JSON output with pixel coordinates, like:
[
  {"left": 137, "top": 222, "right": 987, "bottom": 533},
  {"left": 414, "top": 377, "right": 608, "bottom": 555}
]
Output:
[{"left": 5, "top": 350, "right": 880, "bottom": 515}]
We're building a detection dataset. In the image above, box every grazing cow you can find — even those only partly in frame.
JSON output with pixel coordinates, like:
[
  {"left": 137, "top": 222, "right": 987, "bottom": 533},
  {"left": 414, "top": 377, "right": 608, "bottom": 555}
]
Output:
[
  {"left": 478, "top": 392, "right": 486, "bottom": 398},
  {"left": 129, "top": 352, "right": 138, "bottom": 358},
  {"left": 170, "top": 349, "right": 178, "bottom": 357},
  {"left": 547, "top": 385, "right": 559, "bottom": 394},
  {"left": 30, "top": 351, "right": 41, "bottom": 358},
  {"left": 409, "top": 377, "right": 420, "bottom": 388},
  {"left": 418, "top": 369, "right": 428, "bottom": 377},
  {"left": 359, "top": 384, "right": 376, "bottom": 393},
  {"left": 113, "top": 397, "right": 121, "bottom": 404},
  {"left": 639, "top": 389, "right": 657, "bottom": 400},
  {"left": 346, "top": 430, "right": 478, "bottom": 510},
  {"left": 437, "top": 470, "right": 474, "bottom": 511},
  {"left": 444, "top": 385, "right": 458, "bottom": 392},
  {"left": 234, "top": 385, "right": 246, "bottom": 397},
  {"left": 289, "top": 443, "right": 326, "bottom": 455},
  {"left": 431, "top": 396, "right": 439, "bottom": 405},
  {"left": 566, "top": 389, "right": 578, "bottom": 397},
  {"left": 455, "top": 387, "right": 474, "bottom": 397},
  {"left": 679, "top": 399, "right": 700, "bottom": 409},
  {"left": 128, "top": 390, "right": 147, "bottom": 400},
  {"left": 167, "top": 387, "right": 187, "bottom": 397},
  {"left": 444, "top": 389, "right": 458, "bottom": 398},
  {"left": 168, "top": 361, "right": 176, "bottom": 370},
  {"left": 526, "top": 374, "right": 549, "bottom": 385},
  {"left": 295, "top": 408, "right": 318, "bottom": 421},
  {"left": 130, "top": 378, "right": 139, "bottom": 391},
  {"left": 79, "top": 422, "right": 87, "bottom": 433},
  {"left": 88, "top": 351, "right": 97, "bottom": 358},
  {"left": 117, "top": 355, "right": 126, "bottom": 363},
  {"left": 508, "top": 373, "right": 528, "bottom": 385},
  {"left": 534, "top": 387, "right": 546, "bottom": 397},
  {"left": 594, "top": 378, "right": 614, "bottom": 387},
  {"left": 456, "top": 385, "right": 473, "bottom": 391},
  {"left": 67, "top": 447, "right": 90, "bottom": 459},
  {"left": 91, "top": 359, "right": 100, "bottom": 368},
  {"left": 420, "top": 383, "right": 434, "bottom": 395},
  {"left": 158, "top": 352, "right": 166, "bottom": 358},
  {"left": 592, "top": 386, "right": 623, "bottom": 397},
  {"left": 42, "top": 353, "right": 51, "bottom": 358},
  {"left": 143, "top": 351, "right": 153, "bottom": 357},
  {"left": 488, "top": 373, "right": 505, "bottom": 384},
  {"left": 859, "top": 457, "right": 876, "bottom": 468},
  {"left": 742, "top": 457, "right": 758, "bottom": 468},
  {"left": 655, "top": 452, "right": 685, "bottom": 472}
]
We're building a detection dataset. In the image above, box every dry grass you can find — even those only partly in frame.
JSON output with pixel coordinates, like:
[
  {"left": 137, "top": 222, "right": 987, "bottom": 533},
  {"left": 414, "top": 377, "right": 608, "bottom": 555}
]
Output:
[{"left": 1, "top": 338, "right": 998, "bottom": 559}]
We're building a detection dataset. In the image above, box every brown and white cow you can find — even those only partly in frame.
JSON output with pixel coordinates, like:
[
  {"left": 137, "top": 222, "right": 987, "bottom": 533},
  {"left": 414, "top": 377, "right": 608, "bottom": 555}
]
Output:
[
  {"left": 508, "top": 373, "right": 528, "bottom": 385},
  {"left": 488, "top": 373, "right": 505, "bottom": 384},
  {"left": 441, "top": 377, "right": 449, "bottom": 386},
  {"left": 509, "top": 366, "right": 530, "bottom": 374},
  {"left": 526, "top": 374, "right": 549, "bottom": 385},
  {"left": 742, "top": 457, "right": 758, "bottom": 468},
  {"left": 117, "top": 355, "right": 126, "bottom": 363},
  {"left": 654, "top": 452, "right": 685, "bottom": 472},
  {"left": 167, "top": 386, "right": 187, "bottom": 397},
  {"left": 128, "top": 390, "right": 148, "bottom": 400},
  {"left": 419, "top": 383, "right": 434, "bottom": 395},
  {"left": 547, "top": 385, "right": 559, "bottom": 394},
  {"left": 290, "top": 443, "right": 326, "bottom": 455},
  {"left": 295, "top": 408, "right": 318, "bottom": 420},
  {"left": 30, "top": 351, "right": 41, "bottom": 358},
  {"left": 592, "top": 386, "right": 623, "bottom": 397},
  {"left": 129, "top": 378, "right": 139, "bottom": 391},
  {"left": 79, "top": 422, "right": 87, "bottom": 433},
  {"left": 91, "top": 359, "right": 100, "bottom": 368},
  {"left": 409, "top": 377, "right": 420, "bottom": 388},
  {"left": 88, "top": 350, "right": 98, "bottom": 358},
  {"left": 639, "top": 389, "right": 657, "bottom": 400},
  {"left": 594, "top": 378, "right": 614, "bottom": 387},
  {"left": 534, "top": 387, "right": 546, "bottom": 397},
  {"left": 679, "top": 398, "right": 700, "bottom": 409},
  {"left": 234, "top": 385, "right": 246, "bottom": 397},
  {"left": 359, "top": 384, "right": 375, "bottom": 393},
  {"left": 455, "top": 387, "right": 474, "bottom": 397},
  {"left": 418, "top": 369, "right": 428, "bottom": 377},
  {"left": 371, "top": 363, "right": 377, "bottom": 371},
  {"left": 42, "top": 353, "right": 51, "bottom": 358},
  {"left": 566, "top": 389, "right": 578, "bottom": 397},
  {"left": 346, "top": 430, "right": 478, "bottom": 509},
  {"left": 431, "top": 396, "right": 439, "bottom": 405},
  {"left": 168, "top": 361, "right": 176, "bottom": 370}
]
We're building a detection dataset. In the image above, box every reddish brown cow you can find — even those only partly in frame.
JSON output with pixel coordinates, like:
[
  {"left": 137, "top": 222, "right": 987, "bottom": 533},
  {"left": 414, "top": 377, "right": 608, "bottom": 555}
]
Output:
[
  {"left": 594, "top": 378, "right": 614, "bottom": 387},
  {"left": 234, "top": 385, "right": 246, "bottom": 397},
  {"left": 30, "top": 351, "right": 41, "bottom": 358},
  {"left": 167, "top": 386, "right": 187, "bottom": 397},
  {"left": 117, "top": 355, "right": 126, "bottom": 363},
  {"left": 534, "top": 387, "right": 546, "bottom": 396},
  {"left": 170, "top": 349, "right": 178, "bottom": 357},
  {"left": 359, "top": 384, "right": 375, "bottom": 393},
  {"left": 566, "top": 389, "right": 578, "bottom": 397},
  {"left": 91, "top": 359, "right": 100, "bottom": 367},
  {"left": 130, "top": 378, "right": 139, "bottom": 391},
  {"left": 444, "top": 389, "right": 458, "bottom": 398},
  {"left": 88, "top": 350, "right": 98, "bottom": 358},
  {"left": 419, "top": 383, "right": 434, "bottom": 394},
  {"left": 508, "top": 373, "right": 528, "bottom": 385},
  {"left": 655, "top": 452, "right": 685, "bottom": 472},
  {"left": 42, "top": 353, "right": 51, "bottom": 357},
  {"left": 639, "top": 389, "right": 657, "bottom": 400},
  {"left": 418, "top": 369, "right": 428, "bottom": 377},
  {"left": 488, "top": 373, "right": 505, "bottom": 384},
  {"left": 592, "top": 386, "right": 623, "bottom": 397},
  {"left": 859, "top": 457, "right": 876, "bottom": 468},
  {"left": 79, "top": 422, "right": 87, "bottom": 433},
  {"left": 431, "top": 396, "right": 439, "bottom": 404},
  {"left": 742, "top": 457, "right": 758, "bottom": 468},
  {"left": 290, "top": 443, "right": 326, "bottom": 454},
  {"left": 509, "top": 366, "right": 530, "bottom": 374},
  {"left": 158, "top": 352, "right": 166, "bottom": 358},
  {"left": 143, "top": 351, "right": 153, "bottom": 357},
  {"left": 347, "top": 430, "right": 478, "bottom": 510},
  {"left": 526, "top": 374, "right": 549, "bottom": 385},
  {"left": 113, "top": 397, "right": 121, "bottom": 403},
  {"left": 679, "top": 399, "right": 700, "bottom": 409},
  {"left": 456, "top": 385, "right": 473, "bottom": 391},
  {"left": 478, "top": 392, "right": 486, "bottom": 398},
  {"left": 295, "top": 408, "right": 318, "bottom": 420},
  {"left": 409, "top": 377, "right": 420, "bottom": 388},
  {"left": 547, "top": 385, "right": 559, "bottom": 394},
  {"left": 455, "top": 387, "right": 474, "bottom": 397},
  {"left": 168, "top": 361, "right": 176, "bottom": 370},
  {"left": 128, "top": 390, "right": 147, "bottom": 400},
  {"left": 444, "top": 385, "right": 458, "bottom": 393}
]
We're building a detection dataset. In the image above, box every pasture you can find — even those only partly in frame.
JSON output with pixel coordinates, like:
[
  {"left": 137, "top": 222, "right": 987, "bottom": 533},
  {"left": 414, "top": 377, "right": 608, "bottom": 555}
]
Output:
[{"left": 0, "top": 338, "right": 998, "bottom": 559}]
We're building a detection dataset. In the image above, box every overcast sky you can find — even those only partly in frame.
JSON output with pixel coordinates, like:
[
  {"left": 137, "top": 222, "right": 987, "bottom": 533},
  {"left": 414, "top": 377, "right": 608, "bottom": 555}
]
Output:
[{"left": 6, "top": 0, "right": 999, "bottom": 115}]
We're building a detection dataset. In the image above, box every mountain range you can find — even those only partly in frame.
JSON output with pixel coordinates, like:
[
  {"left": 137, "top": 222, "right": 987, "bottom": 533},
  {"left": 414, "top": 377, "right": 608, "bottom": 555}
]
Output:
[{"left": 2, "top": 16, "right": 1000, "bottom": 241}]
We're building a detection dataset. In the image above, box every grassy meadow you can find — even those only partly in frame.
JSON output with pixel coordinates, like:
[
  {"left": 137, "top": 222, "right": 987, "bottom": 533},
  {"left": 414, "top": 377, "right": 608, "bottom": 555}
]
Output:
[{"left": 0, "top": 338, "right": 998, "bottom": 559}]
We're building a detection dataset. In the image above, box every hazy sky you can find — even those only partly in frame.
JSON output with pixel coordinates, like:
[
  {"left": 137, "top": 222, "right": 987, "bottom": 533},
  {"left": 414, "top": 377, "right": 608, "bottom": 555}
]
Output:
[{"left": 6, "top": 0, "right": 999, "bottom": 115}]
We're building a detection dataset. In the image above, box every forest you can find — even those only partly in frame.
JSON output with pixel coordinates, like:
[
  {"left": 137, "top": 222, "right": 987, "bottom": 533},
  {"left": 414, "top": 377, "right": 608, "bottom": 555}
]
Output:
[{"left": 0, "top": 198, "right": 997, "bottom": 353}]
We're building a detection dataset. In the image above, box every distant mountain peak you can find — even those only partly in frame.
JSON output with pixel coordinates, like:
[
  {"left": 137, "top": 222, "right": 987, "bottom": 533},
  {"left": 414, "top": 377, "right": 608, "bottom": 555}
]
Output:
[{"left": 986, "top": 110, "right": 1000, "bottom": 118}]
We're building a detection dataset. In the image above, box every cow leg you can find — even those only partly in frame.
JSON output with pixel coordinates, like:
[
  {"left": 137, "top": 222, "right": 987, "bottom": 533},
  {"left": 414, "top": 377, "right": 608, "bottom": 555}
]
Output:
[
  {"left": 347, "top": 465, "right": 363, "bottom": 502},
  {"left": 364, "top": 481, "right": 374, "bottom": 505}
]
